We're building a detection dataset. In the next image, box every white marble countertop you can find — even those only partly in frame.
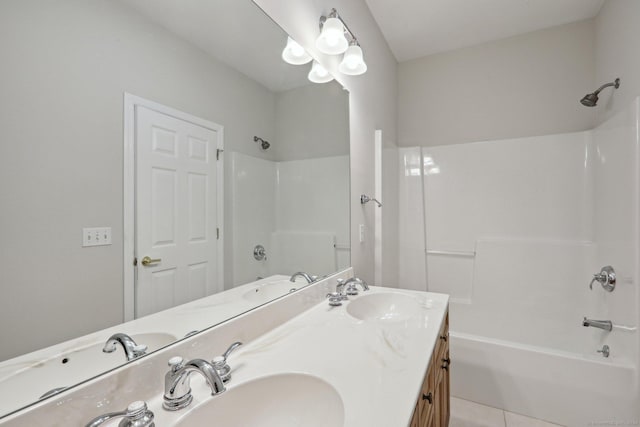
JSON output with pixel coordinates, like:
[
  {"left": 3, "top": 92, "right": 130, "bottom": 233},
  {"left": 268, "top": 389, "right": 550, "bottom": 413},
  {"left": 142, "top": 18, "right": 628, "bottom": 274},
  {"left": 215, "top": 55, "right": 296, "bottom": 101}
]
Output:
[
  {"left": 0, "top": 271, "right": 448, "bottom": 427},
  {"left": 150, "top": 286, "right": 449, "bottom": 427}
]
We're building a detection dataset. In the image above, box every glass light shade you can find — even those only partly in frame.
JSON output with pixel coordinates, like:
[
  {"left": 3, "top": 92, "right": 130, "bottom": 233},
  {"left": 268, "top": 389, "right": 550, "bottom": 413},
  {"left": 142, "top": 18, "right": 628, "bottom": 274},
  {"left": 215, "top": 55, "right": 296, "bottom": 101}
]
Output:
[
  {"left": 282, "top": 37, "right": 312, "bottom": 65},
  {"left": 316, "top": 17, "right": 348, "bottom": 55},
  {"left": 338, "top": 44, "right": 367, "bottom": 75},
  {"left": 308, "top": 60, "right": 334, "bottom": 83}
]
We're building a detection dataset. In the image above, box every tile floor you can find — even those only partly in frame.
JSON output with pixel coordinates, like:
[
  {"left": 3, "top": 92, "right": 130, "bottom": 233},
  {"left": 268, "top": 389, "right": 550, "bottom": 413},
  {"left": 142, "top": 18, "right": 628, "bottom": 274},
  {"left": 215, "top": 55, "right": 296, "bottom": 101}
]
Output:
[{"left": 450, "top": 397, "right": 565, "bottom": 427}]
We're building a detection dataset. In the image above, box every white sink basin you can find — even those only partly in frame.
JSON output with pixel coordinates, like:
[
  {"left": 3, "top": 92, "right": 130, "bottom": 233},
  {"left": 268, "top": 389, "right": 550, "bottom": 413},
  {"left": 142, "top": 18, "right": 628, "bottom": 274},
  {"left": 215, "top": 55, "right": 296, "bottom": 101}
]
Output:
[
  {"left": 0, "top": 332, "right": 177, "bottom": 414},
  {"left": 242, "top": 280, "right": 299, "bottom": 303},
  {"left": 347, "top": 293, "right": 421, "bottom": 322},
  {"left": 175, "top": 373, "right": 344, "bottom": 427}
]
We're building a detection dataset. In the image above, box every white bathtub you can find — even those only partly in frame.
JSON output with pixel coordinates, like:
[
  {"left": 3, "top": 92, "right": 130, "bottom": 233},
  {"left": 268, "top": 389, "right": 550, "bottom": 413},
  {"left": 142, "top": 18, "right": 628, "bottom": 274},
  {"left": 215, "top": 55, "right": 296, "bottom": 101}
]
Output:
[{"left": 450, "top": 331, "right": 638, "bottom": 427}]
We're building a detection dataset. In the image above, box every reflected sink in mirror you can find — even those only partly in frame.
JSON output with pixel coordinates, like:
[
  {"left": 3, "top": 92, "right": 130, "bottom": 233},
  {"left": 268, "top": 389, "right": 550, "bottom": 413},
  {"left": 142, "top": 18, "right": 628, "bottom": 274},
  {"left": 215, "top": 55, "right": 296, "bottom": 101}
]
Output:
[
  {"left": 242, "top": 278, "right": 304, "bottom": 303},
  {"left": 347, "top": 293, "right": 422, "bottom": 322},
  {"left": 175, "top": 373, "right": 344, "bottom": 427},
  {"left": 0, "top": 332, "right": 176, "bottom": 415}
]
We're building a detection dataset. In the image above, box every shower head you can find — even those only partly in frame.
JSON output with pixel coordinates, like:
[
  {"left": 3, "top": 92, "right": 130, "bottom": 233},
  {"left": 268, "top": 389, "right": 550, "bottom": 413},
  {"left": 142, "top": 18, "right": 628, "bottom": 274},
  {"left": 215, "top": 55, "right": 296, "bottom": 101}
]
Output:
[
  {"left": 580, "top": 92, "right": 599, "bottom": 107},
  {"left": 580, "top": 78, "right": 620, "bottom": 107},
  {"left": 253, "top": 136, "right": 270, "bottom": 150}
]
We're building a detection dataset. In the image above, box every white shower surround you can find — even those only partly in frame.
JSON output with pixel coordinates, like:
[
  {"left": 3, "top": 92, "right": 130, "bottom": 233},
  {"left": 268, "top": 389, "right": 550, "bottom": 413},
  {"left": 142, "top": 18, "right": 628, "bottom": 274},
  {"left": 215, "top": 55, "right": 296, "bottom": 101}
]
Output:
[
  {"left": 397, "top": 99, "right": 640, "bottom": 425},
  {"left": 229, "top": 152, "right": 350, "bottom": 286}
]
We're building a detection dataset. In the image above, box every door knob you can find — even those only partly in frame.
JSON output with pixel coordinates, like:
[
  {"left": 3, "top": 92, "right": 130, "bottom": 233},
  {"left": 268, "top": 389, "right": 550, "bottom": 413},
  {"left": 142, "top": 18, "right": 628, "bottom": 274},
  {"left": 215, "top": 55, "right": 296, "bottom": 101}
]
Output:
[{"left": 141, "top": 256, "right": 161, "bottom": 266}]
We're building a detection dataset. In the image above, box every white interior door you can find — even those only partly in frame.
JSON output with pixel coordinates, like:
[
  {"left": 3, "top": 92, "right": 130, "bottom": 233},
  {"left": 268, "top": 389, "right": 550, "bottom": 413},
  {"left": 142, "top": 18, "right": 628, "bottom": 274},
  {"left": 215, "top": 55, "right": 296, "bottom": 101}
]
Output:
[{"left": 134, "top": 105, "right": 222, "bottom": 318}]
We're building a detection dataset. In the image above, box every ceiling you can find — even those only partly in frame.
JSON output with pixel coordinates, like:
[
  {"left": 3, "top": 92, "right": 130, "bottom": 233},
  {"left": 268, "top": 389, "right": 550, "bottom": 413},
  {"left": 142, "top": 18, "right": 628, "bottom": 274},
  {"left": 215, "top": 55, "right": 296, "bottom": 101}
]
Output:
[
  {"left": 364, "top": 0, "right": 605, "bottom": 62},
  {"left": 118, "top": 0, "right": 309, "bottom": 92}
]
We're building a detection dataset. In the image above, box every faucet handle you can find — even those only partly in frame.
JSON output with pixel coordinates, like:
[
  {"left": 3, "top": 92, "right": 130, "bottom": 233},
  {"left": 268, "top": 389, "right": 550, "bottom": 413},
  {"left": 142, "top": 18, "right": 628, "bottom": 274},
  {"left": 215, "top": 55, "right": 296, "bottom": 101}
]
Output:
[
  {"left": 132, "top": 344, "right": 148, "bottom": 357},
  {"left": 589, "top": 266, "right": 616, "bottom": 291},
  {"left": 85, "top": 401, "right": 154, "bottom": 427},
  {"left": 326, "top": 292, "right": 347, "bottom": 306},
  {"left": 212, "top": 342, "right": 242, "bottom": 382},
  {"left": 168, "top": 356, "right": 185, "bottom": 372}
]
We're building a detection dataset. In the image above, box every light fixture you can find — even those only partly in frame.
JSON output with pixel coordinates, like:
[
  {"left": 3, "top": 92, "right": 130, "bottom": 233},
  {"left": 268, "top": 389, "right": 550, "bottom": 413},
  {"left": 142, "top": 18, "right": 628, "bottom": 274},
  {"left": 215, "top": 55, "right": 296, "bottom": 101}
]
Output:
[
  {"left": 317, "top": 8, "right": 367, "bottom": 77},
  {"left": 307, "top": 60, "right": 334, "bottom": 84},
  {"left": 338, "top": 42, "right": 367, "bottom": 75},
  {"left": 282, "top": 36, "right": 312, "bottom": 65},
  {"left": 316, "top": 13, "right": 348, "bottom": 55},
  {"left": 280, "top": 8, "right": 367, "bottom": 83}
]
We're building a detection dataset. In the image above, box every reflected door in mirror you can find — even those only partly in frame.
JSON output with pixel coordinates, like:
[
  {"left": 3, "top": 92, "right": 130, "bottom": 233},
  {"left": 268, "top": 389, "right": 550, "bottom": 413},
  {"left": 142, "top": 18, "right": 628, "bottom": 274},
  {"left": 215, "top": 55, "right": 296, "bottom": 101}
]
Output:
[{"left": 135, "top": 105, "right": 223, "bottom": 317}]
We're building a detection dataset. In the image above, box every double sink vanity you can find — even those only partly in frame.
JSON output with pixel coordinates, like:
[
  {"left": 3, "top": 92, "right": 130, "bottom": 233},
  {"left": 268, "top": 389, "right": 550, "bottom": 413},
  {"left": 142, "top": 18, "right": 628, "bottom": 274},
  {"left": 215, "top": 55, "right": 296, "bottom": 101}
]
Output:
[{"left": 0, "top": 269, "right": 450, "bottom": 426}]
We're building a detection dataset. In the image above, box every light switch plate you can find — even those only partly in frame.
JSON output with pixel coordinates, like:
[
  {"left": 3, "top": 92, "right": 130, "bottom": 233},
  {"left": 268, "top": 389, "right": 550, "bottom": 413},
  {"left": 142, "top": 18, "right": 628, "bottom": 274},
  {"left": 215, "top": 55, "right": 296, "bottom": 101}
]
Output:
[
  {"left": 83, "top": 227, "right": 112, "bottom": 247},
  {"left": 359, "top": 224, "right": 365, "bottom": 243}
]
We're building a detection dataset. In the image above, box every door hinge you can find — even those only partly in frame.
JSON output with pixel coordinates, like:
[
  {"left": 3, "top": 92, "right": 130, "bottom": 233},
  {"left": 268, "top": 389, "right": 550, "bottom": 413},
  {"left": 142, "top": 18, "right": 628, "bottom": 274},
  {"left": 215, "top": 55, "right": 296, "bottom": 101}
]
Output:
[
  {"left": 216, "top": 148, "right": 224, "bottom": 160},
  {"left": 216, "top": 227, "right": 220, "bottom": 240}
]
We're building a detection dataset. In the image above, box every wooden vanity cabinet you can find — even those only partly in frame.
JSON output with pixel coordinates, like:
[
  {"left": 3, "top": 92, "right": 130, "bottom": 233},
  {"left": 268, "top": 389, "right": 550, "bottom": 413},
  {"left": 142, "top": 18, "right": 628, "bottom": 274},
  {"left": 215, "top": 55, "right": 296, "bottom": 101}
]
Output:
[{"left": 409, "top": 310, "right": 450, "bottom": 427}]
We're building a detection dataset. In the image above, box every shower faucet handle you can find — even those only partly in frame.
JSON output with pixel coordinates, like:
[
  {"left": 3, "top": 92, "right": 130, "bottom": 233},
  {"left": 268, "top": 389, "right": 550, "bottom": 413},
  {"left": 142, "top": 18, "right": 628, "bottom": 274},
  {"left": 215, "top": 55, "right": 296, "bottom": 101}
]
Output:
[{"left": 589, "top": 266, "right": 616, "bottom": 292}]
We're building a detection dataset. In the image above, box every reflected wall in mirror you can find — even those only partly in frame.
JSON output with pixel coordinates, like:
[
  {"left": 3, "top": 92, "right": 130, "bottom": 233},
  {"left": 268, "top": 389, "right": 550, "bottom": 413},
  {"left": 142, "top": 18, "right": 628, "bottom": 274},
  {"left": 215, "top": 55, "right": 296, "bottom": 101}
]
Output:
[{"left": 0, "top": 0, "right": 349, "bottom": 417}]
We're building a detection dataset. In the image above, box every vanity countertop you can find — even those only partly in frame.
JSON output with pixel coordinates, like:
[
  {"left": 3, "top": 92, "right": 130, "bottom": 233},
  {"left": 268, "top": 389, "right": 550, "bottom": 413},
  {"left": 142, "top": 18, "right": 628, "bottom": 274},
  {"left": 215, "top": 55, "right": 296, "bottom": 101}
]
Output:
[
  {"left": 154, "top": 286, "right": 449, "bottom": 427},
  {"left": 0, "top": 274, "right": 448, "bottom": 427}
]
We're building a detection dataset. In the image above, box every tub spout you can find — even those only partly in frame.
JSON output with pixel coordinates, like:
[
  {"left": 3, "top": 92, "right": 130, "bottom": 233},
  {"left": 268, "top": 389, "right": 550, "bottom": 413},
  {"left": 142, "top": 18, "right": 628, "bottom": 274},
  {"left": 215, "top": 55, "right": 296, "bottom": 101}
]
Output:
[{"left": 582, "top": 317, "right": 612, "bottom": 332}]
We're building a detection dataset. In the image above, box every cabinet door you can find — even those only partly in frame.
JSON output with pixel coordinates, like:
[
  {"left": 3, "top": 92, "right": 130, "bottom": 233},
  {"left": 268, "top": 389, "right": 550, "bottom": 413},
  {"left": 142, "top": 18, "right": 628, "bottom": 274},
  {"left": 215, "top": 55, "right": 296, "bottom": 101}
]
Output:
[
  {"left": 419, "top": 365, "right": 434, "bottom": 425},
  {"left": 439, "top": 349, "right": 450, "bottom": 427},
  {"left": 432, "top": 311, "right": 450, "bottom": 427},
  {"left": 409, "top": 309, "right": 450, "bottom": 427},
  {"left": 410, "top": 401, "right": 420, "bottom": 427}
]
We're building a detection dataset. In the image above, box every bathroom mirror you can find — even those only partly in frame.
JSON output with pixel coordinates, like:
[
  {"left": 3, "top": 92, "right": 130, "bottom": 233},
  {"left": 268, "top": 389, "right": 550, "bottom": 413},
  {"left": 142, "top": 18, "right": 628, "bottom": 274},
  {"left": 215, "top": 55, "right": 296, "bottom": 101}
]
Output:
[{"left": 0, "top": 0, "right": 349, "bottom": 417}]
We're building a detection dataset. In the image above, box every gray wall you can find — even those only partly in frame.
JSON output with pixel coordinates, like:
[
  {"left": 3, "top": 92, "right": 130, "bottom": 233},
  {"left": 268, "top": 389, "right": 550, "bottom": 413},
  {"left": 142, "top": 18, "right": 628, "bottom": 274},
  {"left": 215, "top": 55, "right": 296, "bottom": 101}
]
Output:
[
  {"left": 0, "top": 0, "right": 276, "bottom": 360},
  {"left": 595, "top": 0, "right": 640, "bottom": 124},
  {"left": 254, "top": 0, "right": 399, "bottom": 285},
  {"left": 398, "top": 19, "right": 596, "bottom": 147}
]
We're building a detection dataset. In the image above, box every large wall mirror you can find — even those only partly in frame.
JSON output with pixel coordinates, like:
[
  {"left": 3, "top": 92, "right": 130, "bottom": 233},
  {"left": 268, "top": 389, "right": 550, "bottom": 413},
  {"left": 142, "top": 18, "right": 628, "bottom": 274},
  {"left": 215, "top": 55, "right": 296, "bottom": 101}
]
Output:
[{"left": 0, "top": 0, "right": 349, "bottom": 417}]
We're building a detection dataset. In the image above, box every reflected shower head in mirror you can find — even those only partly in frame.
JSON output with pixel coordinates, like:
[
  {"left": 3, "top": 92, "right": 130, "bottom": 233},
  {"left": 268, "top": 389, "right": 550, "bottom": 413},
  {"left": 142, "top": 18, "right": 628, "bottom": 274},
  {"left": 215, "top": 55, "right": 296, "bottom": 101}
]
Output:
[
  {"left": 580, "top": 78, "right": 620, "bottom": 107},
  {"left": 254, "top": 136, "right": 270, "bottom": 150}
]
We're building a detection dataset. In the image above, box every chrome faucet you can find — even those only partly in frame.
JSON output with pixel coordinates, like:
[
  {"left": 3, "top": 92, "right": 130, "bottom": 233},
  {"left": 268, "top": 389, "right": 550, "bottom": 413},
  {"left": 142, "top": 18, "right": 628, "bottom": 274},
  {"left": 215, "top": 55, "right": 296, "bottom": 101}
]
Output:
[
  {"left": 103, "top": 333, "right": 148, "bottom": 361},
  {"left": 583, "top": 317, "right": 613, "bottom": 332},
  {"left": 86, "top": 401, "right": 154, "bottom": 427},
  {"left": 336, "top": 277, "right": 369, "bottom": 295},
  {"left": 290, "top": 271, "right": 318, "bottom": 283},
  {"left": 163, "top": 357, "right": 225, "bottom": 411}
]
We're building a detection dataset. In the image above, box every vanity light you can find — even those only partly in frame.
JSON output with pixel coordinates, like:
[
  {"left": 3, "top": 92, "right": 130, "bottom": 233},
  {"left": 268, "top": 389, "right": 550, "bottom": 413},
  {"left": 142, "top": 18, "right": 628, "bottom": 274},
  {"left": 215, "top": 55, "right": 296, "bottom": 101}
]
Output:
[
  {"left": 282, "top": 36, "right": 312, "bottom": 65},
  {"left": 287, "top": 8, "right": 367, "bottom": 83},
  {"left": 308, "top": 60, "right": 334, "bottom": 83},
  {"left": 316, "top": 14, "right": 348, "bottom": 54},
  {"left": 317, "top": 8, "right": 367, "bottom": 77},
  {"left": 338, "top": 42, "right": 367, "bottom": 76}
]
